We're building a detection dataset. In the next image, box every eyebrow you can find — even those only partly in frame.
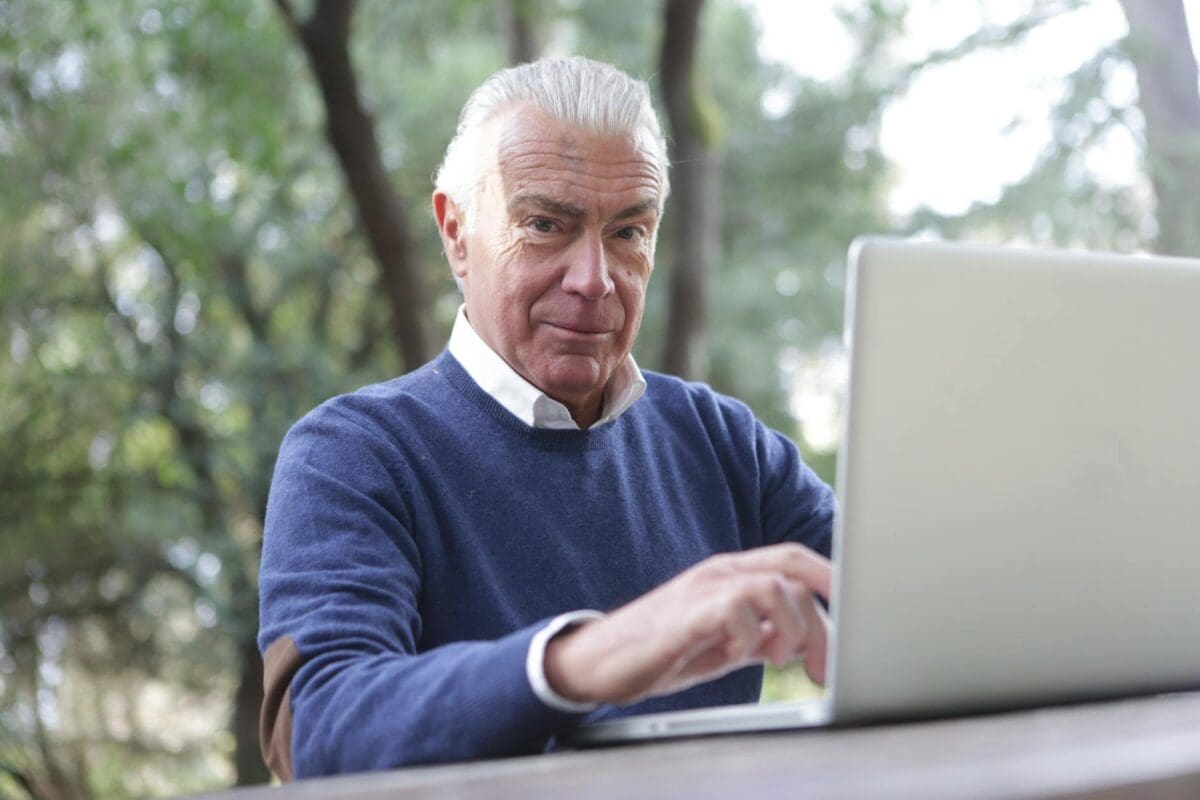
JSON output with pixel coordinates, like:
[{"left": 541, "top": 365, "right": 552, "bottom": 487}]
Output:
[
  {"left": 614, "top": 200, "right": 659, "bottom": 220},
  {"left": 508, "top": 193, "right": 585, "bottom": 219},
  {"left": 507, "top": 193, "right": 659, "bottom": 222}
]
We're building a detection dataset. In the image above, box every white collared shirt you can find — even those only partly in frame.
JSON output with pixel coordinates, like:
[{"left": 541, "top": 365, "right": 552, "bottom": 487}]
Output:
[
  {"left": 446, "top": 305, "right": 646, "bottom": 430},
  {"left": 445, "top": 305, "right": 645, "bottom": 712}
]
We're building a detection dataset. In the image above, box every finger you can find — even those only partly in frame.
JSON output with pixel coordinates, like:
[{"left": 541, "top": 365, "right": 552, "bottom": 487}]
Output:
[
  {"left": 723, "top": 597, "right": 766, "bottom": 664},
  {"left": 751, "top": 621, "right": 793, "bottom": 666},
  {"left": 589, "top": 546, "right": 832, "bottom": 703},
  {"left": 801, "top": 594, "right": 832, "bottom": 686},
  {"left": 741, "top": 575, "right": 809, "bottom": 667},
  {"left": 755, "top": 618, "right": 777, "bottom": 656},
  {"left": 722, "top": 543, "right": 833, "bottom": 601}
]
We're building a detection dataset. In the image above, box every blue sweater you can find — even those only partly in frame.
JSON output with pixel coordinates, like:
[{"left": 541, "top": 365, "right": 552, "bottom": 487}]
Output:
[{"left": 258, "top": 351, "right": 834, "bottom": 778}]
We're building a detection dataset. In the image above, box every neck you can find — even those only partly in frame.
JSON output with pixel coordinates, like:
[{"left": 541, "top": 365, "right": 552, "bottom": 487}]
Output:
[{"left": 567, "top": 394, "right": 604, "bottom": 429}]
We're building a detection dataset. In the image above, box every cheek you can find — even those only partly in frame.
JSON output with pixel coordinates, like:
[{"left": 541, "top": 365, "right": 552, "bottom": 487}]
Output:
[
  {"left": 616, "top": 270, "right": 649, "bottom": 332},
  {"left": 492, "top": 229, "right": 522, "bottom": 261},
  {"left": 491, "top": 240, "right": 550, "bottom": 316},
  {"left": 619, "top": 252, "right": 652, "bottom": 297}
]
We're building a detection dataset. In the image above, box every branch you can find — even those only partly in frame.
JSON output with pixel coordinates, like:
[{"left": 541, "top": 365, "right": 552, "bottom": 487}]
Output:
[
  {"left": 661, "top": 0, "right": 702, "bottom": 137},
  {"left": 274, "top": 0, "right": 434, "bottom": 371},
  {"left": 219, "top": 252, "right": 269, "bottom": 344},
  {"left": 502, "top": 0, "right": 538, "bottom": 64},
  {"left": 272, "top": 0, "right": 300, "bottom": 38},
  {"left": 304, "top": 0, "right": 356, "bottom": 41},
  {"left": 889, "top": 0, "right": 1084, "bottom": 97},
  {"left": 309, "top": 254, "right": 336, "bottom": 347},
  {"left": 659, "top": 0, "right": 717, "bottom": 379},
  {"left": 347, "top": 305, "right": 387, "bottom": 371},
  {"left": 0, "top": 762, "right": 36, "bottom": 800}
]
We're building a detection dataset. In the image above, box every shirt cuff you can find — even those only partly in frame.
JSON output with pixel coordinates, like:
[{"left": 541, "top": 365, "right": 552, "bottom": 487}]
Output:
[{"left": 525, "top": 610, "right": 605, "bottom": 713}]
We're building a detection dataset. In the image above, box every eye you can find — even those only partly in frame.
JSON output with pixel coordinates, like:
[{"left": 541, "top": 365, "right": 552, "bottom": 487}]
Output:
[
  {"left": 615, "top": 226, "right": 642, "bottom": 241},
  {"left": 530, "top": 217, "right": 557, "bottom": 234}
]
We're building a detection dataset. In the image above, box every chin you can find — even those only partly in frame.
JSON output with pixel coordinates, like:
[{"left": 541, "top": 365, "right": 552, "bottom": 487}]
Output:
[{"left": 536, "top": 362, "right": 608, "bottom": 404}]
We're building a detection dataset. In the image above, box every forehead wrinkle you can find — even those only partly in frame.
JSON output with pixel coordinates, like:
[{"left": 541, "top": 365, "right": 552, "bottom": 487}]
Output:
[
  {"left": 501, "top": 161, "right": 663, "bottom": 214},
  {"left": 488, "top": 102, "right": 666, "bottom": 175},
  {"left": 496, "top": 129, "right": 665, "bottom": 179},
  {"left": 489, "top": 114, "right": 666, "bottom": 216},
  {"left": 501, "top": 151, "right": 663, "bottom": 182},
  {"left": 502, "top": 161, "right": 663, "bottom": 195}
]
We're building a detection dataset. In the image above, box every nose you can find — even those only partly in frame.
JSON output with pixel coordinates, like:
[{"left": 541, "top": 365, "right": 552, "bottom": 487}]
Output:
[{"left": 561, "top": 232, "right": 614, "bottom": 299}]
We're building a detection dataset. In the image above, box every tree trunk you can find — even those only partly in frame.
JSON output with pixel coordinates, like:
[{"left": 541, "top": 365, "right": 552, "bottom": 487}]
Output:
[
  {"left": 1117, "top": 0, "right": 1200, "bottom": 257},
  {"left": 132, "top": 235, "right": 272, "bottom": 786},
  {"left": 659, "top": 0, "right": 720, "bottom": 379},
  {"left": 225, "top": 521, "right": 268, "bottom": 785},
  {"left": 232, "top": 633, "right": 270, "bottom": 785},
  {"left": 282, "top": 0, "right": 436, "bottom": 370},
  {"left": 502, "top": 0, "right": 538, "bottom": 64}
]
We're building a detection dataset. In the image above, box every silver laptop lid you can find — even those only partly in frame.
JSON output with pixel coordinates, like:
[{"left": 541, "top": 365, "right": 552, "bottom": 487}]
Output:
[{"left": 828, "top": 238, "right": 1200, "bottom": 722}]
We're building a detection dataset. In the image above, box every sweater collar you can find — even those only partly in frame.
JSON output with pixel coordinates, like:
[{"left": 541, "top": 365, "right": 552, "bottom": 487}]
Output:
[{"left": 447, "top": 304, "right": 646, "bottom": 430}]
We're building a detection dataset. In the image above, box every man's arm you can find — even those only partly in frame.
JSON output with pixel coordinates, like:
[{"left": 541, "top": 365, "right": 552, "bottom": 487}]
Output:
[
  {"left": 542, "top": 405, "right": 836, "bottom": 706},
  {"left": 258, "top": 415, "right": 587, "bottom": 779},
  {"left": 544, "top": 543, "right": 831, "bottom": 704}
]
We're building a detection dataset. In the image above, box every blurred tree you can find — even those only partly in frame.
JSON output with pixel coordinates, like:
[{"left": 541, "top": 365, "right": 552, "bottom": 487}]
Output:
[
  {"left": 0, "top": 0, "right": 415, "bottom": 792},
  {"left": 700, "top": 2, "right": 895, "bottom": 436},
  {"left": 899, "top": 1, "right": 1198, "bottom": 264},
  {"left": 275, "top": 0, "right": 436, "bottom": 372},
  {"left": 501, "top": 0, "right": 540, "bottom": 64},
  {"left": 1117, "top": 0, "right": 1200, "bottom": 257},
  {"left": 659, "top": 0, "right": 721, "bottom": 380}
]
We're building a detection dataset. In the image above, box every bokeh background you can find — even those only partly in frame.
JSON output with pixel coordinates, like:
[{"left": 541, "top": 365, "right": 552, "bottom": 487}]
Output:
[{"left": 2, "top": 0, "right": 1197, "bottom": 796}]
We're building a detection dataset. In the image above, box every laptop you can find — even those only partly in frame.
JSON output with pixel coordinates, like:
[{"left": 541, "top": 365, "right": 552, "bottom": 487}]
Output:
[{"left": 569, "top": 237, "right": 1200, "bottom": 745}]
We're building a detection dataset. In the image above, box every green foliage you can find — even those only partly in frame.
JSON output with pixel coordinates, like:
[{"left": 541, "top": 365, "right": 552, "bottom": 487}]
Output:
[
  {"left": 905, "top": 42, "right": 1150, "bottom": 252},
  {"left": 695, "top": 1, "right": 893, "bottom": 437},
  {"left": 0, "top": 0, "right": 393, "bottom": 793}
]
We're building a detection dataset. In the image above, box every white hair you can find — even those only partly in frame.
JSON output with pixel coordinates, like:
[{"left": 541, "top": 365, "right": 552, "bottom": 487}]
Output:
[{"left": 434, "top": 56, "right": 671, "bottom": 224}]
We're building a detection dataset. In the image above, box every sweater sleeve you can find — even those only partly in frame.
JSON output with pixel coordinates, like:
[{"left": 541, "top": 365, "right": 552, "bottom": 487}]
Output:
[
  {"left": 755, "top": 420, "right": 836, "bottom": 558},
  {"left": 257, "top": 406, "right": 584, "bottom": 779}
]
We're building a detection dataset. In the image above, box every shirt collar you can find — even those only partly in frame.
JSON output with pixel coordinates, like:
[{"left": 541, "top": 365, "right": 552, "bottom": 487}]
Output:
[{"left": 447, "top": 305, "right": 646, "bottom": 430}]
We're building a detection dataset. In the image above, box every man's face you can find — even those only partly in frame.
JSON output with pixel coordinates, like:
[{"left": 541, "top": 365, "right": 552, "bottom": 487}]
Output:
[{"left": 440, "top": 105, "right": 664, "bottom": 424}]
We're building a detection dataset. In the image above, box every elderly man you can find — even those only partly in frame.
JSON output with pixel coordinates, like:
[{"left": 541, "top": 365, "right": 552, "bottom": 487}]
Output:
[{"left": 258, "top": 56, "right": 834, "bottom": 780}]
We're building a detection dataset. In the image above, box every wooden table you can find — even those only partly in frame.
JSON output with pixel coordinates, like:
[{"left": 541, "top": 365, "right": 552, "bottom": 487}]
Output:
[{"left": 192, "top": 691, "right": 1200, "bottom": 799}]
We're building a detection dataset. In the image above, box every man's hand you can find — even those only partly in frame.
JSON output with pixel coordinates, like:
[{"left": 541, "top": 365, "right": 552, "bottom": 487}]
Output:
[{"left": 544, "top": 543, "right": 832, "bottom": 706}]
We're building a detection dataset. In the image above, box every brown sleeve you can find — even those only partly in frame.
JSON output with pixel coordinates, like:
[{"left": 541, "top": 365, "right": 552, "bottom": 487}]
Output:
[{"left": 260, "top": 636, "right": 302, "bottom": 782}]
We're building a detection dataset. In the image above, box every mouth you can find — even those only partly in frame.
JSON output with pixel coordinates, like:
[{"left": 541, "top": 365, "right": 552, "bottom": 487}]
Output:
[{"left": 543, "top": 321, "right": 612, "bottom": 336}]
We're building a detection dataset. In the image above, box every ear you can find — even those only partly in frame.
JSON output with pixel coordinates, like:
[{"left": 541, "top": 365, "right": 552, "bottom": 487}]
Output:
[{"left": 433, "top": 191, "right": 469, "bottom": 281}]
